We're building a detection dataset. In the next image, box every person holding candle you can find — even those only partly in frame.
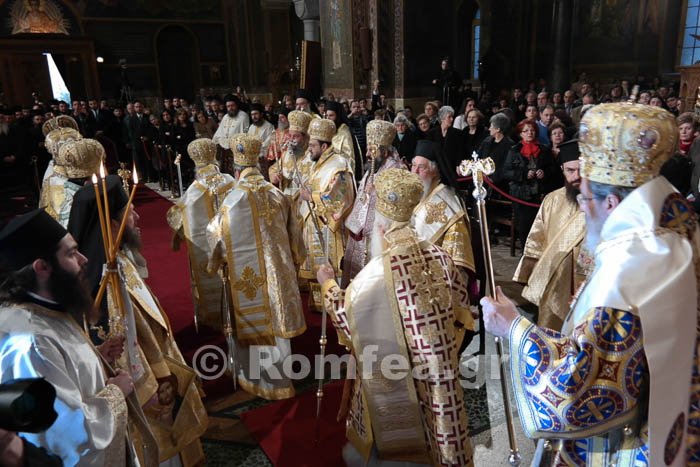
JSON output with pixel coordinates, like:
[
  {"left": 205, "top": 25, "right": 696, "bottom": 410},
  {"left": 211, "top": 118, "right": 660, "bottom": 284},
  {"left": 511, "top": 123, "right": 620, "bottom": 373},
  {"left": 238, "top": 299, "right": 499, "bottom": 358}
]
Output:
[
  {"left": 0, "top": 209, "right": 134, "bottom": 466},
  {"left": 68, "top": 175, "right": 209, "bottom": 466},
  {"left": 167, "top": 138, "right": 235, "bottom": 331}
]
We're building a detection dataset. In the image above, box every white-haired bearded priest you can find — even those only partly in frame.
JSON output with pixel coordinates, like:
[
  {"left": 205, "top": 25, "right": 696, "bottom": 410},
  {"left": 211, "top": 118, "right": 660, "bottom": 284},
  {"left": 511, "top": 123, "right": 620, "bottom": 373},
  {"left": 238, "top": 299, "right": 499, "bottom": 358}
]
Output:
[
  {"left": 318, "top": 168, "right": 474, "bottom": 466},
  {"left": 482, "top": 103, "right": 700, "bottom": 466}
]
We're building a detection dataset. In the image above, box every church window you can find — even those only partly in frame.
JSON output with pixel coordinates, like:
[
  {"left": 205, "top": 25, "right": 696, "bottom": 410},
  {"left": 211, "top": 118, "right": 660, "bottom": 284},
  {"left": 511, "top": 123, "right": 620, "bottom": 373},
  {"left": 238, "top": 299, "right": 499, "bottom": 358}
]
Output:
[
  {"left": 472, "top": 9, "right": 481, "bottom": 79},
  {"left": 682, "top": 0, "right": 700, "bottom": 66}
]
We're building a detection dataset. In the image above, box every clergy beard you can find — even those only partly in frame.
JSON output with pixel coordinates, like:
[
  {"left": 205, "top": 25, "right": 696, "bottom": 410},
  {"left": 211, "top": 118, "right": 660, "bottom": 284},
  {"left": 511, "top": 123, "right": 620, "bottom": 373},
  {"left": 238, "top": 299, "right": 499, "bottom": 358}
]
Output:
[
  {"left": 48, "top": 258, "right": 92, "bottom": 316},
  {"left": 290, "top": 141, "right": 305, "bottom": 157},
  {"left": 227, "top": 110, "right": 239, "bottom": 118},
  {"left": 278, "top": 120, "right": 289, "bottom": 130},
  {"left": 565, "top": 183, "right": 580, "bottom": 204},
  {"left": 365, "top": 154, "right": 385, "bottom": 177},
  {"left": 252, "top": 118, "right": 264, "bottom": 127},
  {"left": 583, "top": 207, "right": 606, "bottom": 252},
  {"left": 370, "top": 213, "right": 392, "bottom": 259},
  {"left": 122, "top": 224, "right": 143, "bottom": 252}
]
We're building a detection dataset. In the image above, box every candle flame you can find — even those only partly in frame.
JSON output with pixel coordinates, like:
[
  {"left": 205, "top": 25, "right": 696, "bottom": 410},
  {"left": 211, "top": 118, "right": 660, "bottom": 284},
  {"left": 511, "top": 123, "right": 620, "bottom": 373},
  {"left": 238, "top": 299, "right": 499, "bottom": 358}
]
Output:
[
  {"left": 133, "top": 167, "right": 138, "bottom": 184},
  {"left": 99, "top": 162, "right": 105, "bottom": 178},
  {"left": 92, "top": 174, "right": 98, "bottom": 184}
]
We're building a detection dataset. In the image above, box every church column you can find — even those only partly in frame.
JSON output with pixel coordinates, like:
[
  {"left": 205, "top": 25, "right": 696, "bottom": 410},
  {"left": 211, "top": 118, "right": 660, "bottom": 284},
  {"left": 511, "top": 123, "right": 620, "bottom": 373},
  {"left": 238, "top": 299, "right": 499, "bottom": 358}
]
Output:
[
  {"left": 293, "top": 0, "right": 320, "bottom": 42},
  {"left": 550, "top": 0, "right": 572, "bottom": 92}
]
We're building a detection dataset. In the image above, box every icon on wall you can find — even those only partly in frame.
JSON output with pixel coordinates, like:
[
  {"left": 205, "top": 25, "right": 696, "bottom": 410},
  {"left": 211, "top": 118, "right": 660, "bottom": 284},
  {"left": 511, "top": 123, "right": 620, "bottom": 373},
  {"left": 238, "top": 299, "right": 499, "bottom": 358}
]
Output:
[{"left": 9, "top": 0, "right": 70, "bottom": 35}]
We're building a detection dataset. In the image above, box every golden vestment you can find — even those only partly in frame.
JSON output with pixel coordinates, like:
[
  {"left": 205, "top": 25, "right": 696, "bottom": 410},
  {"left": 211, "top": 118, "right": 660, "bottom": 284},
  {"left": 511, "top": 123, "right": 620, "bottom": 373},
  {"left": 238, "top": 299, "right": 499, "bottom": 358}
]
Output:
[
  {"left": 207, "top": 167, "right": 307, "bottom": 399},
  {"left": 332, "top": 122, "right": 356, "bottom": 173},
  {"left": 105, "top": 250, "right": 208, "bottom": 466},
  {"left": 167, "top": 164, "right": 235, "bottom": 329},
  {"left": 508, "top": 177, "right": 700, "bottom": 466},
  {"left": 0, "top": 301, "right": 129, "bottom": 466},
  {"left": 39, "top": 166, "right": 82, "bottom": 227},
  {"left": 299, "top": 146, "right": 355, "bottom": 308},
  {"left": 411, "top": 181, "right": 475, "bottom": 274},
  {"left": 268, "top": 145, "right": 314, "bottom": 199},
  {"left": 512, "top": 186, "right": 588, "bottom": 330},
  {"left": 322, "top": 223, "right": 474, "bottom": 466},
  {"left": 341, "top": 149, "right": 404, "bottom": 286}
]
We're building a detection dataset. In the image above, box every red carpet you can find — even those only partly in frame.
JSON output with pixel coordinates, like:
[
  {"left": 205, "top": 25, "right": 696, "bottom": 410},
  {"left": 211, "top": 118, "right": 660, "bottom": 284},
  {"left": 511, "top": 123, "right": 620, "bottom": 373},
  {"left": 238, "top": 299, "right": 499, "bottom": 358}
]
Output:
[{"left": 240, "top": 380, "right": 347, "bottom": 467}]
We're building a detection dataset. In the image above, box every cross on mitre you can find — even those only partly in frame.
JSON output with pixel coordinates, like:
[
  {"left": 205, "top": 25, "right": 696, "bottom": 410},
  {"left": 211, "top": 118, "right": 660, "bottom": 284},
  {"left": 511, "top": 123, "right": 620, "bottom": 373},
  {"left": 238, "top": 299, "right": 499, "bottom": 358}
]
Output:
[{"left": 458, "top": 152, "right": 495, "bottom": 200}]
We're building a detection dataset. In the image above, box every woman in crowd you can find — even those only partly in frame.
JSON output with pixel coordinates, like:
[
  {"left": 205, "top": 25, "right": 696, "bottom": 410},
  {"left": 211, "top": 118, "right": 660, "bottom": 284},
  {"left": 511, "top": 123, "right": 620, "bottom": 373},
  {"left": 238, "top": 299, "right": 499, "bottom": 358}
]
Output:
[
  {"left": 453, "top": 98, "right": 476, "bottom": 130},
  {"left": 462, "top": 108, "right": 488, "bottom": 158},
  {"left": 678, "top": 112, "right": 698, "bottom": 156},
  {"left": 392, "top": 113, "right": 418, "bottom": 163},
  {"left": 428, "top": 105, "right": 456, "bottom": 150},
  {"left": 424, "top": 101, "right": 440, "bottom": 127},
  {"left": 476, "top": 112, "right": 515, "bottom": 193},
  {"left": 548, "top": 121, "right": 567, "bottom": 190},
  {"left": 503, "top": 119, "right": 554, "bottom": 246},
  {"left": 416, "top": 113, "right": 432, "bottom": 139},
  {"left": 194, "top": 111, "right": 217, "bottom": 139}
]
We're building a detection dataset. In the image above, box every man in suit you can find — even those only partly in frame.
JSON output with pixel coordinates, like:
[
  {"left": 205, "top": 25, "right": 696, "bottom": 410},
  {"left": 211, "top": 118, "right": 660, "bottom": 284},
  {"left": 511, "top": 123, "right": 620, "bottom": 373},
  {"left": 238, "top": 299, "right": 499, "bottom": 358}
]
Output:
[{"left": 123, "top": 100, "right": 154, "bottom": 181}]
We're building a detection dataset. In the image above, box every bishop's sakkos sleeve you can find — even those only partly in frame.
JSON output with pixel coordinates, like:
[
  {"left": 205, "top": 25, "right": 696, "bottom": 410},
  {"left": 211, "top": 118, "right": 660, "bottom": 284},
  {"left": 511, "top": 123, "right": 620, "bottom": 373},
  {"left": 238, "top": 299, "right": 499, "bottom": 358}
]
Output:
[
  {"left": 0, "top": 334, "right": 127, "bottom": 465},
  {"left": 311, "top": 170, "right": 354, "bottom": 232},
  {"left": 166, "top": 202, "right": 185, "bottom": 252},
  {"left": 447, "top": 256, "right": 474, "bottom": 348},
  {"left": 508, "top": 307, "right": 648, "bottom": 439},
  {"left": 283, "top": 191, "right": 306, "bottom": 268},
  {"left": 205, "top": 208, "right": 226, "bottom": 274},
  {"left": 321, "top": 278, "right": 353, "bottom": 347}
]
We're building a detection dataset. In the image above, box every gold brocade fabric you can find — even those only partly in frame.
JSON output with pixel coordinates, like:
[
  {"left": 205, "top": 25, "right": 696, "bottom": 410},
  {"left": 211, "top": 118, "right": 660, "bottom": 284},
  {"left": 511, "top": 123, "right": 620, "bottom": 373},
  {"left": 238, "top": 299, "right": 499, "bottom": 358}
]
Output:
[
  {"left": 114, "top": 251, "right": 208, "bottom": 466},
  {"left": 208, "top": 168, "right": 307, "bottom": 340},
  {"left": 412, "top": 182, "right": 476, "bottom": 274},
  {"left": 322, "top": 225, "right": 474, "bottom": 466},
  {"left": 40, "top": 172, "right": 81, "bottom": 227},
  {"left": 167, "top": 164, "right": 235, "bottom": 329},
  {"left": 513, "top": 187, "right": 587, "bottom": 330},
  {"left": 299, "top": 148, "right": 354, "bottom": 309}
]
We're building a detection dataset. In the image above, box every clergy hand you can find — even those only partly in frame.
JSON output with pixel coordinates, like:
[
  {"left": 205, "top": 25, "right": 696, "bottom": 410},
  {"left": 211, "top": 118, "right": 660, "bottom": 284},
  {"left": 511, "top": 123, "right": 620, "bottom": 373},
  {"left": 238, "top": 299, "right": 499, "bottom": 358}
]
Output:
[
  {"left": 480, "top": 286, "right": 519, "bottom": 337},
  {"left": 317, "top": 264, "right": 335, "bottom": 286},
  {"left": 300, "top": 186, "right": 312, "bottom": 201},
  {"left": 270, "top": 173, "right": 281, "bottom": 185},
  {"left": 108, "top": 369, "right": 134, "bottom": 397},
  {"left": 98, "top": 336, "right": 125, "bottom": 363}
]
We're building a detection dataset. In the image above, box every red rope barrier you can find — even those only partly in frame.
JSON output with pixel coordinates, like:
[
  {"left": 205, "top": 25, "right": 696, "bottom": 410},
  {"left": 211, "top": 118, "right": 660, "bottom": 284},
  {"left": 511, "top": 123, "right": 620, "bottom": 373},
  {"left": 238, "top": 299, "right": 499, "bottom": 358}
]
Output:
[{"left": 456, "top": 176, "right": 542, "bottom": 208}]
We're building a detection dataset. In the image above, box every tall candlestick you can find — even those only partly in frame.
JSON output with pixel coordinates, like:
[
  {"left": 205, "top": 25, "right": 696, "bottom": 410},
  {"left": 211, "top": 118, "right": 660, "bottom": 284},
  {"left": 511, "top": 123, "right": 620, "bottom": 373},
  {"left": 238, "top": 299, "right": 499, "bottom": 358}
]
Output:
[
  {"left": 100, "top": 162, "right": 114, "bottom": 261},
  {"left": 92, "top": 174, "right": 110, "bottom": 259},
  {"left": 112, "top": 167, "right": 138, "bottom": 258}
]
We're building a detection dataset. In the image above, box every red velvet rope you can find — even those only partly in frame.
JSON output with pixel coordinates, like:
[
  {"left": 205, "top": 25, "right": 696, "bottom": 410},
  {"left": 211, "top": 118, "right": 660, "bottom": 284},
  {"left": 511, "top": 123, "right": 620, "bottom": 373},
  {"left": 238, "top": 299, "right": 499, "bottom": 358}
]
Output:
[{"left": 456, "top": 176, "right": 542, "bottom": 208}]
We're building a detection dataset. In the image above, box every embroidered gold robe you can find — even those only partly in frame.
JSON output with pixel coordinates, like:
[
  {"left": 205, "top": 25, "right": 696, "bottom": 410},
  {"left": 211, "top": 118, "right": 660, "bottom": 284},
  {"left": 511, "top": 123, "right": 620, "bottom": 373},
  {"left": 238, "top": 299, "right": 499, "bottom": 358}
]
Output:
[
  {"left": 167, "top": 164, "right": 235, "bottom": 330},
  {"left": 39, "top": 167, "right": 82, "bottom": 227},
  {"left": 207, "top": 167, "right": 307, "bottom": 399},
  {"left": 512, "top": 186, "right": 589, "bottom": 331},
  {"left": 106, "top": 250, "right": 209, "bottom": 466},
  {"left": 268, "top": 145, "right": 314, "bottom": 199},
  {"left": 411, "top": 181, "right": 475, "bottom": 274},
  {"left": 332, "top": 123, "right": 356, "bottom": 173},
  {"left": 508, "top": 177, "right": 700, "bottom": 466},
  {"left": 0, "top": 301, "right": 129, "bottom": 466},
  {"left": 341, "top": 149, "right": 404, "bottom": 286},
  {"left": 299, "top": 147, "right": 354, "bottom": 308},
  {"left": 322, "top": 223, "right": 474, "bottom": 466},
  {"left": 266, "top": 128, "right": 290, "bottom": 162}
]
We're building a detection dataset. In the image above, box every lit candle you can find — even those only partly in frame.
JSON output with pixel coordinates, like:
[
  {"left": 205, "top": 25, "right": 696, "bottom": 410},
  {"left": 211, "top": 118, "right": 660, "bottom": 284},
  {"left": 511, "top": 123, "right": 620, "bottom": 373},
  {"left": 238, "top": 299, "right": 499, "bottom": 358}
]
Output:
[
  {"left": 92, "top": 174, "right": 110, "bottom": 259},
  {"left": 112, "top": 166, "right": 138, "bottom": 257},
  {"left": 100, "top": 162, "right": 114, "bottom": 261}
]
